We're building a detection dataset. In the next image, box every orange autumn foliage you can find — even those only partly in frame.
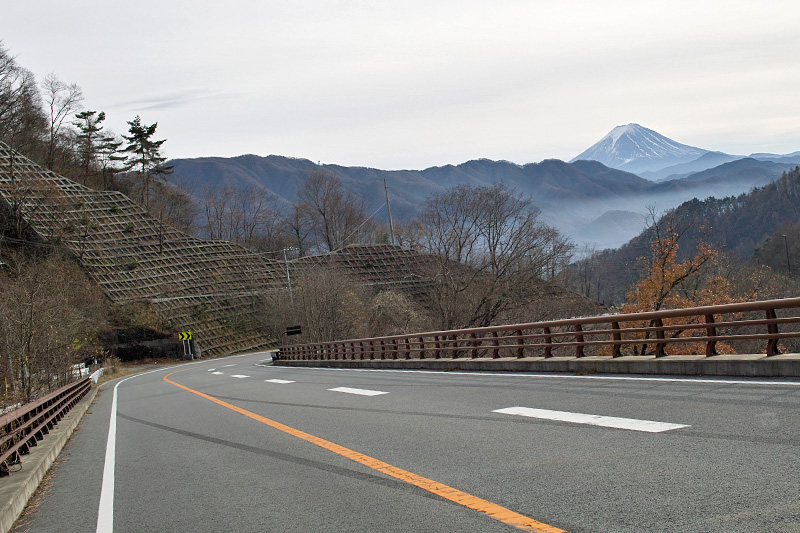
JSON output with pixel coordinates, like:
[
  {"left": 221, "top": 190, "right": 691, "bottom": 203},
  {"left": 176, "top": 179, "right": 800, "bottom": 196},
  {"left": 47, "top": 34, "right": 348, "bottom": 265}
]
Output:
[{"left": 615, "top": 226, "right": 736, "bottom": 355}]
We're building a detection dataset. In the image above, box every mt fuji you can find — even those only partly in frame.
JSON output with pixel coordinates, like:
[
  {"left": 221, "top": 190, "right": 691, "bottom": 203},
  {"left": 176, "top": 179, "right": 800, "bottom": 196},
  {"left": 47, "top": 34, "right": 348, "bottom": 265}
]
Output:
[{"left": 571, "top": 123, "right": 708, "bottom": 175}]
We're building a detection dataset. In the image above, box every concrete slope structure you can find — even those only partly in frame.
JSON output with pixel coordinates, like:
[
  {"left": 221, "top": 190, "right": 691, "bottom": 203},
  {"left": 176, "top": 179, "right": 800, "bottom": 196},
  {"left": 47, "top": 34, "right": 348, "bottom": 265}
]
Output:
[
  {"left": 292, "top": 244, "right": 439, "bottom": 305},
  {"left": 0, "top": 142, "right": 287, "bottom": 356}
]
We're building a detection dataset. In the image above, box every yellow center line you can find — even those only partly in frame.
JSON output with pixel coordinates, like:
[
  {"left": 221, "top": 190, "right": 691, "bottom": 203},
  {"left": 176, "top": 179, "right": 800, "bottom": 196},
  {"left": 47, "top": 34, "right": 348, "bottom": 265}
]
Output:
[{"left": 163, "top": 370, "right": 567, "bottom": 533}]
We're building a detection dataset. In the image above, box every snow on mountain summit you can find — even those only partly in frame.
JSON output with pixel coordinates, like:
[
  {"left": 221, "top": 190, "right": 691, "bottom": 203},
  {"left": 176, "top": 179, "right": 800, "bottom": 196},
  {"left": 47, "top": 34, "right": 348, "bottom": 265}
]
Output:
[{"left": 571, "top": 123, "right": 708, "bottom": 176}]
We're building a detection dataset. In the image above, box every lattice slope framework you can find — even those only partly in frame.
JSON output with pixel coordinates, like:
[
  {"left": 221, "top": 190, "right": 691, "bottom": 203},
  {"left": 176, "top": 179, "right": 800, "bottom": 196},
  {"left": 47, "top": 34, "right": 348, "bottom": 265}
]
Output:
[
  {"left": 290, "top": 244, "right": 602, "bottom": 321},
  {"left": 291, "top": 244, "right": 438, "bottom": 305},
  {"left": 0, "top": 142, "right": 287, "bottom": 356}
]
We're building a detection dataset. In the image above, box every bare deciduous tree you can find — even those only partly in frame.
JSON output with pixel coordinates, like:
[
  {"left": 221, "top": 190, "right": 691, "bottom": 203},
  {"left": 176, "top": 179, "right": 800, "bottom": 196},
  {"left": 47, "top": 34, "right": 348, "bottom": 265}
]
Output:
[
  {"left": 296, "top": 170, "right": 371, "bottom": 253},
  {"left": 295, "top": 266, "right": 369, "bottom": 342},
  {"left": 418, "top": 182, "right": 573, "bottom": 329},
  {"left": 367, "top": 290, "right": 431, "bottom": 337},
  {"left": 41, "top": 73, "right": 83, "bottom": 172},
  {"left": 0, "top": 253, "right": 106, "bottom": 403},
  {"left": 0, "top": 43, "right": 47, "bottom": 156},
  {"left": 201, "top": 183, "right": 288, "bottom": 251}
]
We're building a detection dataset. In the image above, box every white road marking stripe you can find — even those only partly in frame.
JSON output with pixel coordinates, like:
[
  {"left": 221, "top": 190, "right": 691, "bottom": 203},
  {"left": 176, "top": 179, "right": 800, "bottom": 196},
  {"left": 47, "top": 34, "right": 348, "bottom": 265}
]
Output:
[
  {"left": 231, "top": 374, "right": 250, "bottom": 379},
  {"left": 211, "top": 371, "right": 224, "bottom": 375},
  {"left": 265, "top": 379, "right": 295, "bottom": 384},
  {"left": 329, "top": 386, "right": 389, "bottom": 396},
  {"left": 220, "top": 364, "right": 236, "bottom": 368},
  {"left": 96, "top": 353, "right": 258, "bottom": 532},
  {"left": 96, "top": 367, "right": 169, "bottom": 532},
  {"left": 207, "top": 368, "right": 216, "bottom": 372},
  {"left": 493, "top": 406, "right": 689, "bottom": 433}
]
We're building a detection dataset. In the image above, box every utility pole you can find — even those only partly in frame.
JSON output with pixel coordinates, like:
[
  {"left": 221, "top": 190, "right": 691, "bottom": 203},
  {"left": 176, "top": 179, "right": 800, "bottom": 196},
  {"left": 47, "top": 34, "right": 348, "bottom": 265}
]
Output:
[
  {"left": 283, "top": 247, "right": 295, "bottom": 306},
  {"left": 783, "top": 234, "right": 791, "bottom": 272},
  {"left": 384, "top": 178, "right": 396, "bottom": 246}
]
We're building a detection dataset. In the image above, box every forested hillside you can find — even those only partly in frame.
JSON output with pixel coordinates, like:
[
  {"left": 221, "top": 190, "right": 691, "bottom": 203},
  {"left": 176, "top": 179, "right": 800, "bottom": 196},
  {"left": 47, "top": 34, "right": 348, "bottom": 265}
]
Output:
[{"left": 575, "top": 167, "right": 800, "bottom": 305}]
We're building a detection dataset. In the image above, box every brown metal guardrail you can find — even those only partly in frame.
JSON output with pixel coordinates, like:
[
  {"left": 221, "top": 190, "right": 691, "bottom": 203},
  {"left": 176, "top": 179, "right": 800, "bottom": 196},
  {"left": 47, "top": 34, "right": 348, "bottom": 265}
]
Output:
[
  {"left": 0, "top": 378, "right": 91, "bottom": 476},
  {"left": 275, "top": 298, "right": 800, "bottom": 362}
]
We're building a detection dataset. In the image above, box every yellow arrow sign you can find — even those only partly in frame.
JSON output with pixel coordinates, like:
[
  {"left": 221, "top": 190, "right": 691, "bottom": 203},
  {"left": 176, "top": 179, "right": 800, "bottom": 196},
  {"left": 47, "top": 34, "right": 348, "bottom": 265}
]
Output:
[{"left": 178, "top": 332, "right": 192, "bottom": 341}]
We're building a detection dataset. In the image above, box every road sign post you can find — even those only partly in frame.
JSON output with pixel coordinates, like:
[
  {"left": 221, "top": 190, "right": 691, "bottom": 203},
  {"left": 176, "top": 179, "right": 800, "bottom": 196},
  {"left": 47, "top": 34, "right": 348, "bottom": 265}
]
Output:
[{"left": 178, "top": 332, "right": 193, "bottom": 359}]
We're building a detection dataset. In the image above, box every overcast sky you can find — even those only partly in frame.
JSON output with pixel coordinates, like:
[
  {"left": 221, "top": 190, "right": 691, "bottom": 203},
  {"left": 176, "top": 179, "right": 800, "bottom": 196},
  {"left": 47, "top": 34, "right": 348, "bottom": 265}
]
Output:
[{"left": 3, "top": 1, "right": 799, "bottom": 169}]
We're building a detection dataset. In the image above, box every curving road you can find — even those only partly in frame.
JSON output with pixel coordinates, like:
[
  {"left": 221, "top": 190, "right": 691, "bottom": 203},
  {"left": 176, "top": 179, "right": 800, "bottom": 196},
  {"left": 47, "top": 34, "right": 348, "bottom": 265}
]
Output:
[{"left": 16, "top": 351, "right": 800, "bottom": 532}]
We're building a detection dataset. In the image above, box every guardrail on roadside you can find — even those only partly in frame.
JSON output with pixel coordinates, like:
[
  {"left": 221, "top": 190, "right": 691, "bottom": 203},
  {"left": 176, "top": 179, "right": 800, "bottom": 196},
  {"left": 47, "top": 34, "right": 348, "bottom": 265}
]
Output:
[
  {"left": 275, "top": 298, "right": 800, "bottom": 361},
  {"left": 0, "top": 378, "right": 92, "bottom": 476}
]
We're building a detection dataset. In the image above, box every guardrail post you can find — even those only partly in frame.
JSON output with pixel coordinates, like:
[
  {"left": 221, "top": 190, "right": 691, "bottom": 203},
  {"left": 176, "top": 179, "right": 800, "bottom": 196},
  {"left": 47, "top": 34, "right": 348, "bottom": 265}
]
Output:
[
  {"left": 705, "top": 314, "right": 718, "bottom": 356},
  {"left": 272, "top": 298, "right": 800, "bottom": 368},
  {"left": 611, "top": 321, "right": 622, "bottom": 357},
  {"left": 654, "top": 318, "right": 666, "bottom": 357},
  {"left": 492, "top": 330, "right": 500, "bottom": 358},
  {"left": 574, "top": 324, "right": 585, "bottom": 358},
  {"left": 766, "top": 308, "right": 781, "bottom": 356},
  {"left": 543, "top": 327, "right": 552, "bottom": 358}
]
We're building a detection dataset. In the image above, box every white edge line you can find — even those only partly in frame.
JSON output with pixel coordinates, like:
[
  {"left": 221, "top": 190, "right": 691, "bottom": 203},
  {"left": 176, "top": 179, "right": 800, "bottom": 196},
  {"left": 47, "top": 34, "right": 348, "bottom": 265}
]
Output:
[
  {"left": 96, "top": 352, "right": 255, "bottom": 532},
  {"left": 96, "top": 369, "right": 160, "bottom": 532},
  {"left": 274, "top": 366, "right": 800, "bottom": 386}
]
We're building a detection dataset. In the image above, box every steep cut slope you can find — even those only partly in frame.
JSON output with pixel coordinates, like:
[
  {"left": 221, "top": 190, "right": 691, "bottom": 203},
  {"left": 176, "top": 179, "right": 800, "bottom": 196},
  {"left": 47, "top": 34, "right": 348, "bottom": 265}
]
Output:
[{"left": 0, "top": 142, "right": 287, "bottom": 356}]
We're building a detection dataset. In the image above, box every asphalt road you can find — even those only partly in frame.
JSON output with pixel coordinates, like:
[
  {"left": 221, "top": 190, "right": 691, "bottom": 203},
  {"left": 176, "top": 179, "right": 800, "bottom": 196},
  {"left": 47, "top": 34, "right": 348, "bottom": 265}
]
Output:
[{"left": 15, "top": 351, "right": 800, "bottom": 532}]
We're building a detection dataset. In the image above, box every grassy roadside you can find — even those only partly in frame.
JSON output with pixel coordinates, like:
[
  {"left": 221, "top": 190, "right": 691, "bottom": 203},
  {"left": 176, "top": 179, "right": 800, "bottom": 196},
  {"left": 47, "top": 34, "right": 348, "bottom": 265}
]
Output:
[{"left": 96, "top": 358, "right": 189, "bottom": 385}]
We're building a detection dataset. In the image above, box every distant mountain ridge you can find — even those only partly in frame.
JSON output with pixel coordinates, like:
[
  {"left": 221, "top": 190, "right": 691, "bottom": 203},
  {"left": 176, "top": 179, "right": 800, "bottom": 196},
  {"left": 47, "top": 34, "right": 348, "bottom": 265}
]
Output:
[
  {"left": 170, "top": 149, "right": 794, "bottom": 250},
  {"left": 642, "top": 151, "right": 740, "bottom": 182},
  {"left": 572, "top": 124, "right": 800, "bottom": 182},
  {"left": 571, "top": 123, "right": 708, "bottom": 174},
  {"left": 172, "top": 155, "right": 655, "bottom": 225}
]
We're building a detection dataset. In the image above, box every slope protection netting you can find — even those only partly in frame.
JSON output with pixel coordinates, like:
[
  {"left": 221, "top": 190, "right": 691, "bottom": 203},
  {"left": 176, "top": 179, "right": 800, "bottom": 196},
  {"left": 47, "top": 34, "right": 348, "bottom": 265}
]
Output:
[{"left": 0, "top": 143, "right": 285, "bottom": 355}]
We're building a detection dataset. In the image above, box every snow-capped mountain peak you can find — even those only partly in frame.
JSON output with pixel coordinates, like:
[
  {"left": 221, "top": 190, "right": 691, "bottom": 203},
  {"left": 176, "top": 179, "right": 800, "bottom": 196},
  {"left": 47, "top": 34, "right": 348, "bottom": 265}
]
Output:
[{"left": 571, "top": 123, "right": 708, "bottom": 175}]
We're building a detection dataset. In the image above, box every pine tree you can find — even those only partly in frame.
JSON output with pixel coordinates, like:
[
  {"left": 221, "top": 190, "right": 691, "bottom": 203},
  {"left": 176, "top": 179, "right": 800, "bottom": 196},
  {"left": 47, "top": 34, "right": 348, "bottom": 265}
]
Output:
[
  {"left": 73, "top": 110, "right": 105, "bottom": 180},
  {"left": 121, "top": 115, "right": 172, "bottom": 209}
]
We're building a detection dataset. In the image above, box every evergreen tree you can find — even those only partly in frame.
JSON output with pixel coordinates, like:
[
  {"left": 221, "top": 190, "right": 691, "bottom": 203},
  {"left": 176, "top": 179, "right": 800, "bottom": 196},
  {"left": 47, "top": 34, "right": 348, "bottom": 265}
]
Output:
[
  {"left": 121, "top": 115, "right": 172, "bottom": 209},
  {"left": 73, "top": 110, "right": 105, "bottom": 180},
  {"left": 73, "top": 110, "right": 124, "bottom": 189}
]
